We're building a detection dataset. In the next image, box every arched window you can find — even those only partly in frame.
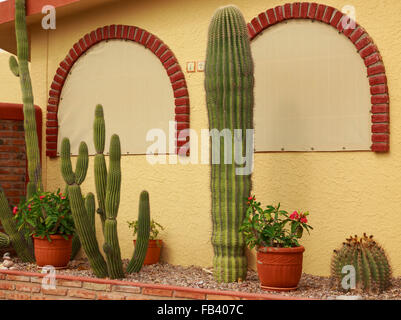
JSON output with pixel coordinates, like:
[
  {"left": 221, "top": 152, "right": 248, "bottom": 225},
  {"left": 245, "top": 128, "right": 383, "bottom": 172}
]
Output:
[
  {"left": 248, "top": 3, "right": 389, "bottom": 152},
  {"left": 46, "top": 25, "right": 190, "bottom": 157}
]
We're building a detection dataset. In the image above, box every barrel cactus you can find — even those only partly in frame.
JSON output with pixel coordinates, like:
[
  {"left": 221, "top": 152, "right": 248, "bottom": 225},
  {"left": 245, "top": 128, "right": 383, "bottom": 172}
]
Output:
[
  {"left": 331, "top": 234, "right": 392, "bottom": 293},
  {"left": 205, "top": 5, "right": 254, "bottom": 282}
]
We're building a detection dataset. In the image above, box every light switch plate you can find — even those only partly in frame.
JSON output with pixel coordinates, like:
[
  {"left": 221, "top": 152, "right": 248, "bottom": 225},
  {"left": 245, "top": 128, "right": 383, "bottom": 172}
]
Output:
[{"left": 186, "top": 61, "right": 196, "bottom": 73}]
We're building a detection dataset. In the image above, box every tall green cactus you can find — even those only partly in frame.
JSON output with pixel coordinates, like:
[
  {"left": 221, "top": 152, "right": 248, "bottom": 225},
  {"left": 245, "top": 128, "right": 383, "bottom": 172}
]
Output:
[
  {"left": 331, "top": 234, "right": 392, "bottom": 293},
  {"left": 103, "top": 135, "right": 124, "bottom": 278},
  {"left": 205, "top": 5, "right": 254, "bottom": 282},
  {"left": 60, "top": 139, "right": 108, "bottom": 278},
  {"left": 94, "top": 105, "right": 107, "bottom": 231},
  {"left": 126, "top": 191, "right": 151, "bottom": 273},
  {"left": 13, "top": 0, "right": 43, "bottom": 193},
  {"left": 0, "top": 0, "right": 40, "bottom": 262}
]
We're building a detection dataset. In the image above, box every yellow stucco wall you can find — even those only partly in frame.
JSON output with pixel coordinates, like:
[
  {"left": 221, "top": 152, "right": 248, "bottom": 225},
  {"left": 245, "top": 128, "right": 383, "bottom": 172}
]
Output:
[
  {"left": 3, "top": 0, "right": 401, "bottom": 277},
  {"left": 0, "top": 50, "right": 23, "bottom": 103}
]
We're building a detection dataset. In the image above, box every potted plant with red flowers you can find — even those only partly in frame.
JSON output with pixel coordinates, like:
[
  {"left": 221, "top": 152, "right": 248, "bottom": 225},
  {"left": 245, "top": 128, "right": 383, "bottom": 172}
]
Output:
[
  {"left": 14, "top": 190, "right": 75, "bottom": 268},
  {"left": 127, "top": 219, "right": 164, "bottom": 265},
  {"left": 240, "top": 196, "right": 313, "bottom": 291}
]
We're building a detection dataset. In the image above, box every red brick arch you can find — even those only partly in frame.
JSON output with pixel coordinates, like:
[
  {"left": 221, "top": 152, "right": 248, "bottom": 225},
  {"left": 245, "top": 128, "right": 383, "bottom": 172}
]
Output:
[
  {"left": 46, "top": 25, "right": 190, "bottom": 157},
  {"left": 247, "top": 2, "right": 389, "bottom": 152}
]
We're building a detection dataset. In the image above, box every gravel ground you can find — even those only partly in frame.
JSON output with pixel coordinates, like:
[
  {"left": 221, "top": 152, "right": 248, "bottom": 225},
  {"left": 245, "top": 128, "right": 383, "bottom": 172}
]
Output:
[{"left": 9, "top": 259, "right": 401, "bottom": 300}]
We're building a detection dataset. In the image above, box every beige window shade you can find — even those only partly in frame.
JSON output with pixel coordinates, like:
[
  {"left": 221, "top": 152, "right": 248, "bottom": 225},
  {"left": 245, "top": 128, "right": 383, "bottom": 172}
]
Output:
[
  {"left": 252, "top": 20, "right": 371, "bottom": 152},
  {"left": 57, "top": 40, "right": 174, "bottom": 155}
]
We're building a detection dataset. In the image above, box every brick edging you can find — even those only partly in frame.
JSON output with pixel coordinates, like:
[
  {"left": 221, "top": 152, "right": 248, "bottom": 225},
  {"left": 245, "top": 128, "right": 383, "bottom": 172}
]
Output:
[
  {"left": 0, "top": 269, "right": 313, "bottom": 300},
  {"left": 247, "top": 2, "right": 390, "bottom": 153},
  {"left": 46, "top": 25, "right": 190, "bottom": 158}
]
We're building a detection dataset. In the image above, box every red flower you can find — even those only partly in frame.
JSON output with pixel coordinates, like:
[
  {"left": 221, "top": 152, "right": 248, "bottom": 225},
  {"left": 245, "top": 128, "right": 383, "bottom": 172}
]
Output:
[
  {"left": 39, "top": 196, "right": 45, "bottom": 200},
  {"left": 300, "top": 217, "right": 308, "bottom": 224},
  {"left": 290, "top": 211, "right": 299, "bottom": 220},
  {"left": 12, "top": 206, "right": 18, "bottom": 215},
  {"left": 248, "top": 196, "right": 253, "bottom": 201}
]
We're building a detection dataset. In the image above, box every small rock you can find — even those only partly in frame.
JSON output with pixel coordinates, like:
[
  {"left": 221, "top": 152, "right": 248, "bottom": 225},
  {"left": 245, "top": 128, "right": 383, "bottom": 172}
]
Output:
[{"left": 3, "top": 260, "right": 14, "bottom": 268}]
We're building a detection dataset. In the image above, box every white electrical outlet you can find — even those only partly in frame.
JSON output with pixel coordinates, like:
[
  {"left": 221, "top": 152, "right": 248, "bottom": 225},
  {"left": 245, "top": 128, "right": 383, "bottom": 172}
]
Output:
[{"left": 197, "top": 61, "right": 205, "bottom": 72}]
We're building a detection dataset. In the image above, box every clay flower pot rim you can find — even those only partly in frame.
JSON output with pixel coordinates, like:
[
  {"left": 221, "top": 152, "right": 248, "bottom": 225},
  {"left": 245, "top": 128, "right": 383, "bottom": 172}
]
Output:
[
  {"left": 32, "top": 234, "right": 73, "bottom": 240},
  {"left": 258, "top": 245, "right": 305, "bottom": 254}
]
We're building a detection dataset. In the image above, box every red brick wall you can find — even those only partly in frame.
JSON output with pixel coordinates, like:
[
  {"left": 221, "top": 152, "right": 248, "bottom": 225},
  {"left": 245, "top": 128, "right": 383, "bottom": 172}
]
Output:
[
  {"left": 0, "top": 270, "right": 303, "bottom": 300},
  {"left": 0, "top": 118, "right": 26, "bottom": 207}
]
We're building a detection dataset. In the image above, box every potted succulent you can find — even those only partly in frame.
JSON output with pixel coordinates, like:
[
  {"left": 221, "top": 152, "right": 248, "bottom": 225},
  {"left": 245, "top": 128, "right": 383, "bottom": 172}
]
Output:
[
  {"left": 240, "top": 196, "right": 313, "bottom": 291},
  {"left": 13, "top": 190, "right": 75, "bottom": 268},
  {"left": 128, "top": 219, "right": 164, "bottom": 265}
]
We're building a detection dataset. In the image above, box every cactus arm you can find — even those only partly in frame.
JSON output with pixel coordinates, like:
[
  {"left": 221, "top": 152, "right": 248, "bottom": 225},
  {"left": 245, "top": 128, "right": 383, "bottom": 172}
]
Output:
[
  {"left": 14, "top": 0, "right": 43, "bottom": 191},
  {"left": 94, "top": 105, "right": 107, "bottom": 230},
  {"left": 60, "top": 138, "right": 76, "bottom": 185},
  {"left": 103, "top": 134, "right": 124, "bottom": 279},
  {"left": 85, "top": 193, "right": 96, "bottom": 230},
  {"left": 70, "top": 192, "right": 94, "bottom": 261},
  {"left": 205, "top": 5, "right": 253, "bottom": 282},
  {"left": 0, "top": 188, "right": 34, "bottom": 262},
  {"left": 126, "top": 191, "right": 150, "bottom": 274},
  {"left": 75, "top": 142, "right": 89, "bottom": 185}
]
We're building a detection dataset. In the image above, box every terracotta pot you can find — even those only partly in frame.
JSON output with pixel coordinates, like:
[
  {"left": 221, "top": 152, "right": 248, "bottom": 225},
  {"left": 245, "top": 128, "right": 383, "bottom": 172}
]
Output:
[
  {"left": 133, "top": 239, "right": 162, "bottom": 265},
  {"left": 257, "top": 246, "right": 305, "bottom": 291},
  {"left": 33, "top": 234, "right": 73, "bottom": 268}
]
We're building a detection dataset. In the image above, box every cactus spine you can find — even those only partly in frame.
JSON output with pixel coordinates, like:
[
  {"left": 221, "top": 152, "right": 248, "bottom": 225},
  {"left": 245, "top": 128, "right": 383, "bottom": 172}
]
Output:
[
  {"left": 126, "top": 191, "right": 150, "bottom": 274},
  {"left": 205, "top": 6, "right": 254, "bottom": 282},
  {"left": 60, "top": 139, "right": 108, "bottom": 278},
  {"left": 331, "top": 234, "right": 392, "bottom": 293}
]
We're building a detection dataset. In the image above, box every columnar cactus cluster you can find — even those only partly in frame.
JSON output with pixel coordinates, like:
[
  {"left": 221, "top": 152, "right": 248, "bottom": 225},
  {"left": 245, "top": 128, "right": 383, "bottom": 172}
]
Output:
[
  {"left": 61, "top": 105, "right": 150, "bottom": 279},
  {"left": 331, "top": 234, "right": 392, "bottom": 293},
  {"left": 205, "top": 6, "right": 254, "bottom": 283},
  {"left": 0, "top": 0, "right": 38, "bottom": 263}
]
